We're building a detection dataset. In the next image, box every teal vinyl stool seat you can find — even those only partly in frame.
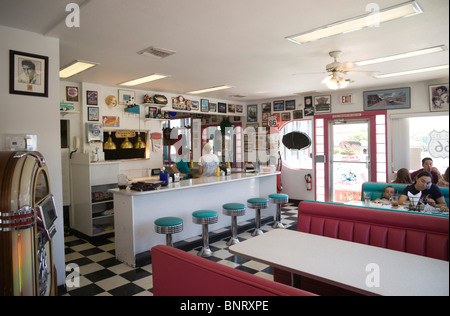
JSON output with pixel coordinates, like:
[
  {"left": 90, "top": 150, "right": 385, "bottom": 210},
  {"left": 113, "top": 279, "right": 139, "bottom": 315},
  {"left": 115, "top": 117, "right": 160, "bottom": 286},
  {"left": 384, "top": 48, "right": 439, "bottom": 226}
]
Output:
[
  {"left": 192, "top": 210, "right": 219, "bottom": 257},
  {"left": 222, "top": 203, "right": 246, "bottom": 246},
  {"left": 154, "top": 217, "right": 183, "bottom": 247},
  {"left": 269, "top": 193, "right": 289, "bottom": 229},
  {"left": 247, "top": 198, "right": 269, "bottom": 236}
]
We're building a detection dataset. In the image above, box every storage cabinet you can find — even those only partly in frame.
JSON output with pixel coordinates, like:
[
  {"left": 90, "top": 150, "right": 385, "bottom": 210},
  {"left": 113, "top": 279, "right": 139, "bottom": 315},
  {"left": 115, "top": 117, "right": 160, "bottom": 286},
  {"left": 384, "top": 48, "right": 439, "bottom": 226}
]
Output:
[{"left": 70, "top": 153, "right": 120, "bottom": 237}]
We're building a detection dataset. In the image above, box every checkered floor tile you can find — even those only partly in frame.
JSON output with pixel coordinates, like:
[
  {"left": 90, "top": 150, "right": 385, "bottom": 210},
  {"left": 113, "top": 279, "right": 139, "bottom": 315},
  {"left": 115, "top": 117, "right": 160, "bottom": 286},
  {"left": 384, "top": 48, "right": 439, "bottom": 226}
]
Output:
[{"left": 63, "top": 203, "right": 298, "bottom": 296}]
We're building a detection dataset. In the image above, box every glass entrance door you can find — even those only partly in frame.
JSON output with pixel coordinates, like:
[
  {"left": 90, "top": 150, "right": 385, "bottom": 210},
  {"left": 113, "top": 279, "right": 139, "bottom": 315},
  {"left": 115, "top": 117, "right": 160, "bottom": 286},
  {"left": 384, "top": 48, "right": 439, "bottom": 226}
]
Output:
[{"left": 330, "top": 120, "right": 370, "bottom": 202}]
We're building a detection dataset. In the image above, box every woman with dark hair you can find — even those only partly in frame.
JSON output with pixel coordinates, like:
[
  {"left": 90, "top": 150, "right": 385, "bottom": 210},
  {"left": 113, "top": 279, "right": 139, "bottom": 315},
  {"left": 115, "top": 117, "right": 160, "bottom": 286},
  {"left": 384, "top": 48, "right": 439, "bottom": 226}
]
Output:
[
  {"left": 398, "top": 171, "right": 447, "bottom": 207},
  {"left": 392, "top": 168, "right": 412, "bottom": 184}
]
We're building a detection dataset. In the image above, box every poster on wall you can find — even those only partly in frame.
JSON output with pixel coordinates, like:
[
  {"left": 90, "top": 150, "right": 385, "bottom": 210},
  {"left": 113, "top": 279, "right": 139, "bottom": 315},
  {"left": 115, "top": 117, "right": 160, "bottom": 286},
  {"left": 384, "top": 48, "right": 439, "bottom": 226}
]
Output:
[
  {"left": 9, "top": 50, "right": 49, "bottom": 97},
  {"left": 102, "top": 116, "right": 120, "bottom": 127},
  {"left": 429, "top": 84, "right": 449, "bottom": 112}
]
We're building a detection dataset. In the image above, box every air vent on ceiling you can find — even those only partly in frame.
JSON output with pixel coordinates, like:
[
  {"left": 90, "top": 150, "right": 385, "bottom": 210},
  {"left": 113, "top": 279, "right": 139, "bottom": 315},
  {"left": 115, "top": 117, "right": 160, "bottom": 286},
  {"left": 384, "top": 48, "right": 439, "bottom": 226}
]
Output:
[
  {"left": 229, "top": 94, "right": 246, "bottom": 98},
  {"left": 137, "top": 46, "right": 176, "bottom": 59}
]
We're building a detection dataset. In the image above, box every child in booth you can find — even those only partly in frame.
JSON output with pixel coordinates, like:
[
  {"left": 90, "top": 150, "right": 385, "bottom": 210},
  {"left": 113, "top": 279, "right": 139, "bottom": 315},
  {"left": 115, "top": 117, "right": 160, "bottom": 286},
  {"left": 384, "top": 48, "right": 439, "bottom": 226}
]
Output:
[{"left": 373, "top": 185, "right": 396, "bottom": 203}]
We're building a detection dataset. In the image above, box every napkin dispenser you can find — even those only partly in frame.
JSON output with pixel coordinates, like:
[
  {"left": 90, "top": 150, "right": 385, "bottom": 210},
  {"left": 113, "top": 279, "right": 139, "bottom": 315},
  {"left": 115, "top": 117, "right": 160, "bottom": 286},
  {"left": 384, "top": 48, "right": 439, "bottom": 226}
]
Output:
[
  {"left": 244, "top": 162, "right": 255, "bottom": 173},
  {"left": 171, "top": 173, "right": 180, "bottom": 182}
]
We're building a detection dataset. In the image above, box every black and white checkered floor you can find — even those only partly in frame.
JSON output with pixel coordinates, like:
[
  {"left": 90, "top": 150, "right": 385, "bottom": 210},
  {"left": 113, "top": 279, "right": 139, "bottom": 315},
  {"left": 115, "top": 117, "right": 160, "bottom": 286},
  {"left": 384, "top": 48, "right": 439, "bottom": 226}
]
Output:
[{"left": 63, "top": 203, "right": 299, "bottom": 296}]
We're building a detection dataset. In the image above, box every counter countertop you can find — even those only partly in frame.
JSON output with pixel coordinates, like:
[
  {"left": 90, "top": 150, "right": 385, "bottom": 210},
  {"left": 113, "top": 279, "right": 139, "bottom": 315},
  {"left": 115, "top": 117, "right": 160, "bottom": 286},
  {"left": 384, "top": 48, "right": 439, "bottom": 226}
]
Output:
[{"left": 110, "top": 172, "right": 280, "bottom": 196}]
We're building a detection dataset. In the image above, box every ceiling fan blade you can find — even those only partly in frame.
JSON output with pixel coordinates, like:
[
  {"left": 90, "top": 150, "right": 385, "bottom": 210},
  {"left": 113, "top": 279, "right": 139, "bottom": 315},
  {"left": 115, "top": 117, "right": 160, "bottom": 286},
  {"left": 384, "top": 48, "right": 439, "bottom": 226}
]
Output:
[
  {"left": 345, "top": 70, "right": 379, "bottom": 76},
  {"left": 341, "top": 61, "right": 354, "bottom": 70},
  {"left": 321, "top": 75, "right": 332, "bottom": 84}
]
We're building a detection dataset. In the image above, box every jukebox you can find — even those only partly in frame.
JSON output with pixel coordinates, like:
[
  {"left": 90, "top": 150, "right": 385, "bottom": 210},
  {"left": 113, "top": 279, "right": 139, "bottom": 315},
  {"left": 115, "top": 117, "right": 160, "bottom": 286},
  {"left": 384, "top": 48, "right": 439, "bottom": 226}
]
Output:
[{"left": 0, "top": 151, "right": 57, "bottom": 296}]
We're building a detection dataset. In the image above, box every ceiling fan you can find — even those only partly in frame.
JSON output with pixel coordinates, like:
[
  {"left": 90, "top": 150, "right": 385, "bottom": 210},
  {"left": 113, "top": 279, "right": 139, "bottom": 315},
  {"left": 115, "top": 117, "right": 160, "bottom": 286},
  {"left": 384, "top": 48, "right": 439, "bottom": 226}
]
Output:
[{"left": 321, "top": 51, "right": 375, "bottom": 90}]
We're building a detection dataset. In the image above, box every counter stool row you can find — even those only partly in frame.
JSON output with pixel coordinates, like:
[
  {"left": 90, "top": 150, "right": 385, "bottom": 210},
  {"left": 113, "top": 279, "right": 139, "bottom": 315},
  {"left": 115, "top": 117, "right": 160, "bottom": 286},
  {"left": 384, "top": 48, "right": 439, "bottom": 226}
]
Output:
[{"left": 154, "top": 193, "right": 289, "bottom": 257}]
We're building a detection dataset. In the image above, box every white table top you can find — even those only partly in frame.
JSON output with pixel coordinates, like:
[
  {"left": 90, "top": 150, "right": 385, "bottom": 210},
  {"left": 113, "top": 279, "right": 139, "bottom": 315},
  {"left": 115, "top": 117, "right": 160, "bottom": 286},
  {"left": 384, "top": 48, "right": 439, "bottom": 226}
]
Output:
[{"left": 229, "top": 229, "right": 449, "bottom": 296}]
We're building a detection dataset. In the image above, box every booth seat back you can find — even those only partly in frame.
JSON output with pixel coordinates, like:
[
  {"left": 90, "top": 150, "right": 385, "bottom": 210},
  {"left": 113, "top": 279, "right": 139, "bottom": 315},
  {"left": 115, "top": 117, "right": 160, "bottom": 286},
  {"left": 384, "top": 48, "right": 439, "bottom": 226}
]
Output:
[
  {"left": 151, "top": 245, "right": 315, "bottom": 296},
  {"left": 297, "top": 201, "right": 449, "bottom": 261},
  {"left": 362, "top": 182, "right": 449, "bottom": 206}
]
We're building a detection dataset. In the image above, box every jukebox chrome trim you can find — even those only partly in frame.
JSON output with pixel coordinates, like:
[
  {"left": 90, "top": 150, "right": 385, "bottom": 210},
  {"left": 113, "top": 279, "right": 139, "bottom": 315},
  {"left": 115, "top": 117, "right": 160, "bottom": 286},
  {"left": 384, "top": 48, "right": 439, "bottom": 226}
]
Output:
[{"left": 0, "top": 205, "right": 36, "bottom": 232}]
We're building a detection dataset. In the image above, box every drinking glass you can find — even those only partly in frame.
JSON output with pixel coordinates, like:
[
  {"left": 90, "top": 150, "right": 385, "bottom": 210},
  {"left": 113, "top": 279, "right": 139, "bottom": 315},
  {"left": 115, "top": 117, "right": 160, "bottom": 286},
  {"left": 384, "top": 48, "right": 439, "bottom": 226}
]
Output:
[
  {"left": 118, "top": 174, "right": 128, "bottom": 189},
  {"left": 364, "top": 192, "right": 371, "bottom": 206}
]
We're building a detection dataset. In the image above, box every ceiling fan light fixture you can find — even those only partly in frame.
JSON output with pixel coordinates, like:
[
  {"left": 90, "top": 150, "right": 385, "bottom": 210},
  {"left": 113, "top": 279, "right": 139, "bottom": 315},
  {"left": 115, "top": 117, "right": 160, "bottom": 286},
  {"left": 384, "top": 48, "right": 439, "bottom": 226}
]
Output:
[
  {"left": 326, "top": 75, "right": 350, "bottom": 90},
  {"left": 286, "top": 0, "right": 422, "bottom": 45}
]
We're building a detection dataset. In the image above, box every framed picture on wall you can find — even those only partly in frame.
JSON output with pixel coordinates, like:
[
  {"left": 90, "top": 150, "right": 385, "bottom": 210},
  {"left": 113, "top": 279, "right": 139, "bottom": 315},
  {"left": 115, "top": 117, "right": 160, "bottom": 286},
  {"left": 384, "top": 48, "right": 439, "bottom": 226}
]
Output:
[
  {"left": 9, "top": 50, "right": 49, "bottom": 97},
  {"left": 88, "top": 107, "right": 99, "bottom": 121},
  {"left": 285, "top": 100, "right": 296, "bottom": 110},
  {"left": 119, "top": 90, "right": 135, "bottom": 105},
  {"left": 87, "top": 90, "right": 98, "bottom": 105},
  {"left": 247, "top": 104, "right": 257, "bottom": 122},
  {"left": 218, "top": 102, "right": 227, "bottom": 113},
  {"left": 314, "top": 95, "right": 331, "bottom": 113},
  {"left": 273, "top": 100, "right": 284, "bottom": 111},
  {"left": 363, "top": 87, "right": 411, "bottom": 111},
  {"left": 429, "top": 84, "right": 449, "bottom": 112},
  {"left": 201, "top": 99, "right": 209, "bottom": 112}
]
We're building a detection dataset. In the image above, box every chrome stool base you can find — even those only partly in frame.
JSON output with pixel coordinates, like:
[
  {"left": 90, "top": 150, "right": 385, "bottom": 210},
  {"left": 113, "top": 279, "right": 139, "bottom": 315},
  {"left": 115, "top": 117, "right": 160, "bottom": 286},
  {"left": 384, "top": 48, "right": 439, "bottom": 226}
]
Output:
[
  {"left": 223, "top": 203, "right": 246, "bottom": 246},
  {"left": 192, "top": 210, "right": 218, "bottom": 257},
  {"left": 269, "top": 194, "right": 289, "bottom": 230}
]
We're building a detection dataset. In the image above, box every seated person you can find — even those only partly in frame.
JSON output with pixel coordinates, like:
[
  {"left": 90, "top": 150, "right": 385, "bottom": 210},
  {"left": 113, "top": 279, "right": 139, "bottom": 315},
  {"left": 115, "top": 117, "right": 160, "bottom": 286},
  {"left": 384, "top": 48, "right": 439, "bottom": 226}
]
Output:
[
  {"left": 410, "top": 157, "right": 442, "bottom": 184},
  {"left": 437, "top": 167, "right": 449, "bottom": 187},
  {"left": 399, "top": 171, "right": 447, "bottom": 208},
  {"left": 374, "top": 185, "right": 396, "bottom": 202},
  {"left": 171, "top": 147, "right": 190, "bottom": 180},
  {"left": 392, "top": 168, "right": 412, "bottom": 184}
]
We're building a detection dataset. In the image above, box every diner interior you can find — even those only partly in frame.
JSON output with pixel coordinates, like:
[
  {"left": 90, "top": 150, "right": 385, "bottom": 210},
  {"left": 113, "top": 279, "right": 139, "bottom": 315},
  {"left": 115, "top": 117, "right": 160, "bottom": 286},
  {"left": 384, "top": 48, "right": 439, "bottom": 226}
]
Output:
[{"left": 0, "top": 0, "right": 449, "bottom": 297}]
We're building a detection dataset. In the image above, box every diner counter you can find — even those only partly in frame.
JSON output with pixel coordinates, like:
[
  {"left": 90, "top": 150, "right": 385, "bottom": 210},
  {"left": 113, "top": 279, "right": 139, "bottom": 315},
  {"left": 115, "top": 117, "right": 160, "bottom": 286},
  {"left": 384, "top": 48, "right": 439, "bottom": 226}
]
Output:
[
  {"left": 111, "top": 172, "right": 279, "bottom": 196},
  {"left": 111, "top": 172, "right": 279, "bottom": 267}
]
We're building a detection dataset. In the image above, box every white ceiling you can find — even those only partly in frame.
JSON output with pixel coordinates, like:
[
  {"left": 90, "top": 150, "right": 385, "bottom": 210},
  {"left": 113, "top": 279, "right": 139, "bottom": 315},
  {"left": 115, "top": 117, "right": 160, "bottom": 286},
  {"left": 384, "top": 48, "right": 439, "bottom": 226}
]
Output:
[{"left": 1, "top": 0, "right": 449, "bottom": 101}]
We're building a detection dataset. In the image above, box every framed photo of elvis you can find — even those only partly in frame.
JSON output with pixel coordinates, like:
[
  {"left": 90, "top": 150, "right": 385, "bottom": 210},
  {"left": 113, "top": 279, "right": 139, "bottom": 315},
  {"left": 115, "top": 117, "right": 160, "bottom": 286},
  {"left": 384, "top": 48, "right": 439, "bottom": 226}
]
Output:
[{"left": 10, "top": 50, "right": 49, "bottom": 97}]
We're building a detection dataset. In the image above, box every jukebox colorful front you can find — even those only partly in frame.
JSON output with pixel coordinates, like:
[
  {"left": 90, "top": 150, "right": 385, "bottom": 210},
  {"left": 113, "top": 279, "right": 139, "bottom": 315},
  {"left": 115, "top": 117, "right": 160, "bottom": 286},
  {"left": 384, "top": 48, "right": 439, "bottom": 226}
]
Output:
[{"left": 0, "top": 151, "right": 57, "bottom": 296}]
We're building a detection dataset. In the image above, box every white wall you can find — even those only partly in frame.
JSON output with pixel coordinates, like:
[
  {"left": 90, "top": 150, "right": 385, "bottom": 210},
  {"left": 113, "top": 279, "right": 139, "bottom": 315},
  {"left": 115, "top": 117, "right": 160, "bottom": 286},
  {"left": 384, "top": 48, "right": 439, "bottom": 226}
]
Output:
[{"left": 0, "top": 25, "right": 65, "bottom": 288}]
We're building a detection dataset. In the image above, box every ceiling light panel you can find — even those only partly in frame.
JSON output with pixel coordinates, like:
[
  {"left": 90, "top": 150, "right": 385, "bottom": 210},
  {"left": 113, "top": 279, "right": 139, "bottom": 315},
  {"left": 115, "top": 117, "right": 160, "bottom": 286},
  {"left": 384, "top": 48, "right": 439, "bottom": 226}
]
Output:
[
  {"left": 60, "top": 60, "right": 99, "bottom": 78},
  {"left": 286, "top": 1, "right": 422, "bottom": 45},
  {"left": 374, "top": 65, "right": 449, "bottom": 78},
  {"left": 187, "top": 85, "right": 233, "bottom": 94},
  {"left": 354, "top": 45, "right": 447, "bottom": 66},
  {"left": 120, "top": 74, "right": 169, "bottom": 86}
]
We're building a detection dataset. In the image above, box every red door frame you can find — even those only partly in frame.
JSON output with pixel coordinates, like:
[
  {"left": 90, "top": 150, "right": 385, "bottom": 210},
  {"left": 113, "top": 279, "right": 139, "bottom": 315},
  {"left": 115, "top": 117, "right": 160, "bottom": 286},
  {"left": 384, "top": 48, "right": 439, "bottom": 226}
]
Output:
[{"left": 314, "top": 110, "right": 387, "bottom": 202}]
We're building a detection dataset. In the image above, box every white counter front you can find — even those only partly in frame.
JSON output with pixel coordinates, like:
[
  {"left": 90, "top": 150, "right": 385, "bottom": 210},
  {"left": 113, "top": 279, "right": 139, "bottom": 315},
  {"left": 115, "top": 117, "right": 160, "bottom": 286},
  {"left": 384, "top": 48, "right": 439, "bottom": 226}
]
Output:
[{"left": 111, "top": 172, "right": 279, "bottom": 266}]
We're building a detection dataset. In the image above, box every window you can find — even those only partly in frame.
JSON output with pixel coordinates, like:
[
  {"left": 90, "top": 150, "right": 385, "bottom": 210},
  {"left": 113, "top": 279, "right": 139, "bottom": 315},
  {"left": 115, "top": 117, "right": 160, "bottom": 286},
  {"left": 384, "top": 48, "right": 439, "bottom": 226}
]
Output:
[
  {"left": 392, "top": 114, "right": 449, "bottom": 175},
  {"left": 163, "top": 117, "right": 191, "bottom": 164},
  {"left": 279, "top": 120, "right": 313, "bottom": 169}
]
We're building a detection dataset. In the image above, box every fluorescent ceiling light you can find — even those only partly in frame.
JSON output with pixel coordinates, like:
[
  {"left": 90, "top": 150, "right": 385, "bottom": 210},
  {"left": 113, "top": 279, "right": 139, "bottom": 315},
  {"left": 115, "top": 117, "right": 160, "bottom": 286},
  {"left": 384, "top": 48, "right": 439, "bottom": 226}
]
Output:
[
  {"left": 187, "top": 85, "right": 233, "bottom": 94},
  {"left": 355, "top": 45, "right": 447, "bottom": 66},
  {"left": 286, "top": 1, "right": 422, "bottom": 45},
  {"left": 374, "top": 65, "right": 449, "bottom": 79},
  {"left": 120, "top": 74, "right": 169, "bottom": 86},
  {"left": 60, "top": 60, "right": 99, "bottom": 78}
]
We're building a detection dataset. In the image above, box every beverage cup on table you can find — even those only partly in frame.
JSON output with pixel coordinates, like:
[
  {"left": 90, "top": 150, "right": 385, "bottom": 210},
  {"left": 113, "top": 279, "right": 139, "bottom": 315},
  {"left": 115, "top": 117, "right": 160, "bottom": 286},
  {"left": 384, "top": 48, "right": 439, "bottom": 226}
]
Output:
[
  {"left": 390, "top": 195, "right": 398, "bottom": 207},
  {"left": 364, "top": 192, "right": 371, "bottom": 206},
  {"left": 118, "top": 174, "right": 128, "bottom": 189}
]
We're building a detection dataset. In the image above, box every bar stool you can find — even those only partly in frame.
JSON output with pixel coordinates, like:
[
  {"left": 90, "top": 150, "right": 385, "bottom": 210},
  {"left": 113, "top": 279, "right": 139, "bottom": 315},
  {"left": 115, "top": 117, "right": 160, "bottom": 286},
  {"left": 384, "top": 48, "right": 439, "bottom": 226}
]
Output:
[
  {"left": 269, "top": 193, "right": 289, "bottom": 229},
  {"left": 247, "top": 198, "right": 268, "bottom": 236},
  {"left": 192, "top": 210, "right": 218, "bottom": 257},
  {"left": 222, "top": 203, "right": 246, "bottom": 246},
  {"left": 154, "top": 217, "right": 183, "bottom": 247}
]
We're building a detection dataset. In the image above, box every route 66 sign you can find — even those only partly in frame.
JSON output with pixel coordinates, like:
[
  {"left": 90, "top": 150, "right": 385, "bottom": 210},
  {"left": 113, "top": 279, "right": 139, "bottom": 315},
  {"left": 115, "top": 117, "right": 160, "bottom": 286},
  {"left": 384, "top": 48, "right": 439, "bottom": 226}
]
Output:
[
  {"left": 428, "top": 130, "right": 449, "bottom": 159},
  {"left": 267, "top": 115, "right": 280, "bottom": 128}
]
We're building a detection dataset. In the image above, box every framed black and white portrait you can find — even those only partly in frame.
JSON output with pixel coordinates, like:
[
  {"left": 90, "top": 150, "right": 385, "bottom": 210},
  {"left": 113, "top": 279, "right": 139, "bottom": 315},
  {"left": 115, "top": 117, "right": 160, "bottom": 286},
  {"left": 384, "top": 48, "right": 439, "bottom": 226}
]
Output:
[{"left": 9, "top": 50, "right": 49, "bottom": 97}]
